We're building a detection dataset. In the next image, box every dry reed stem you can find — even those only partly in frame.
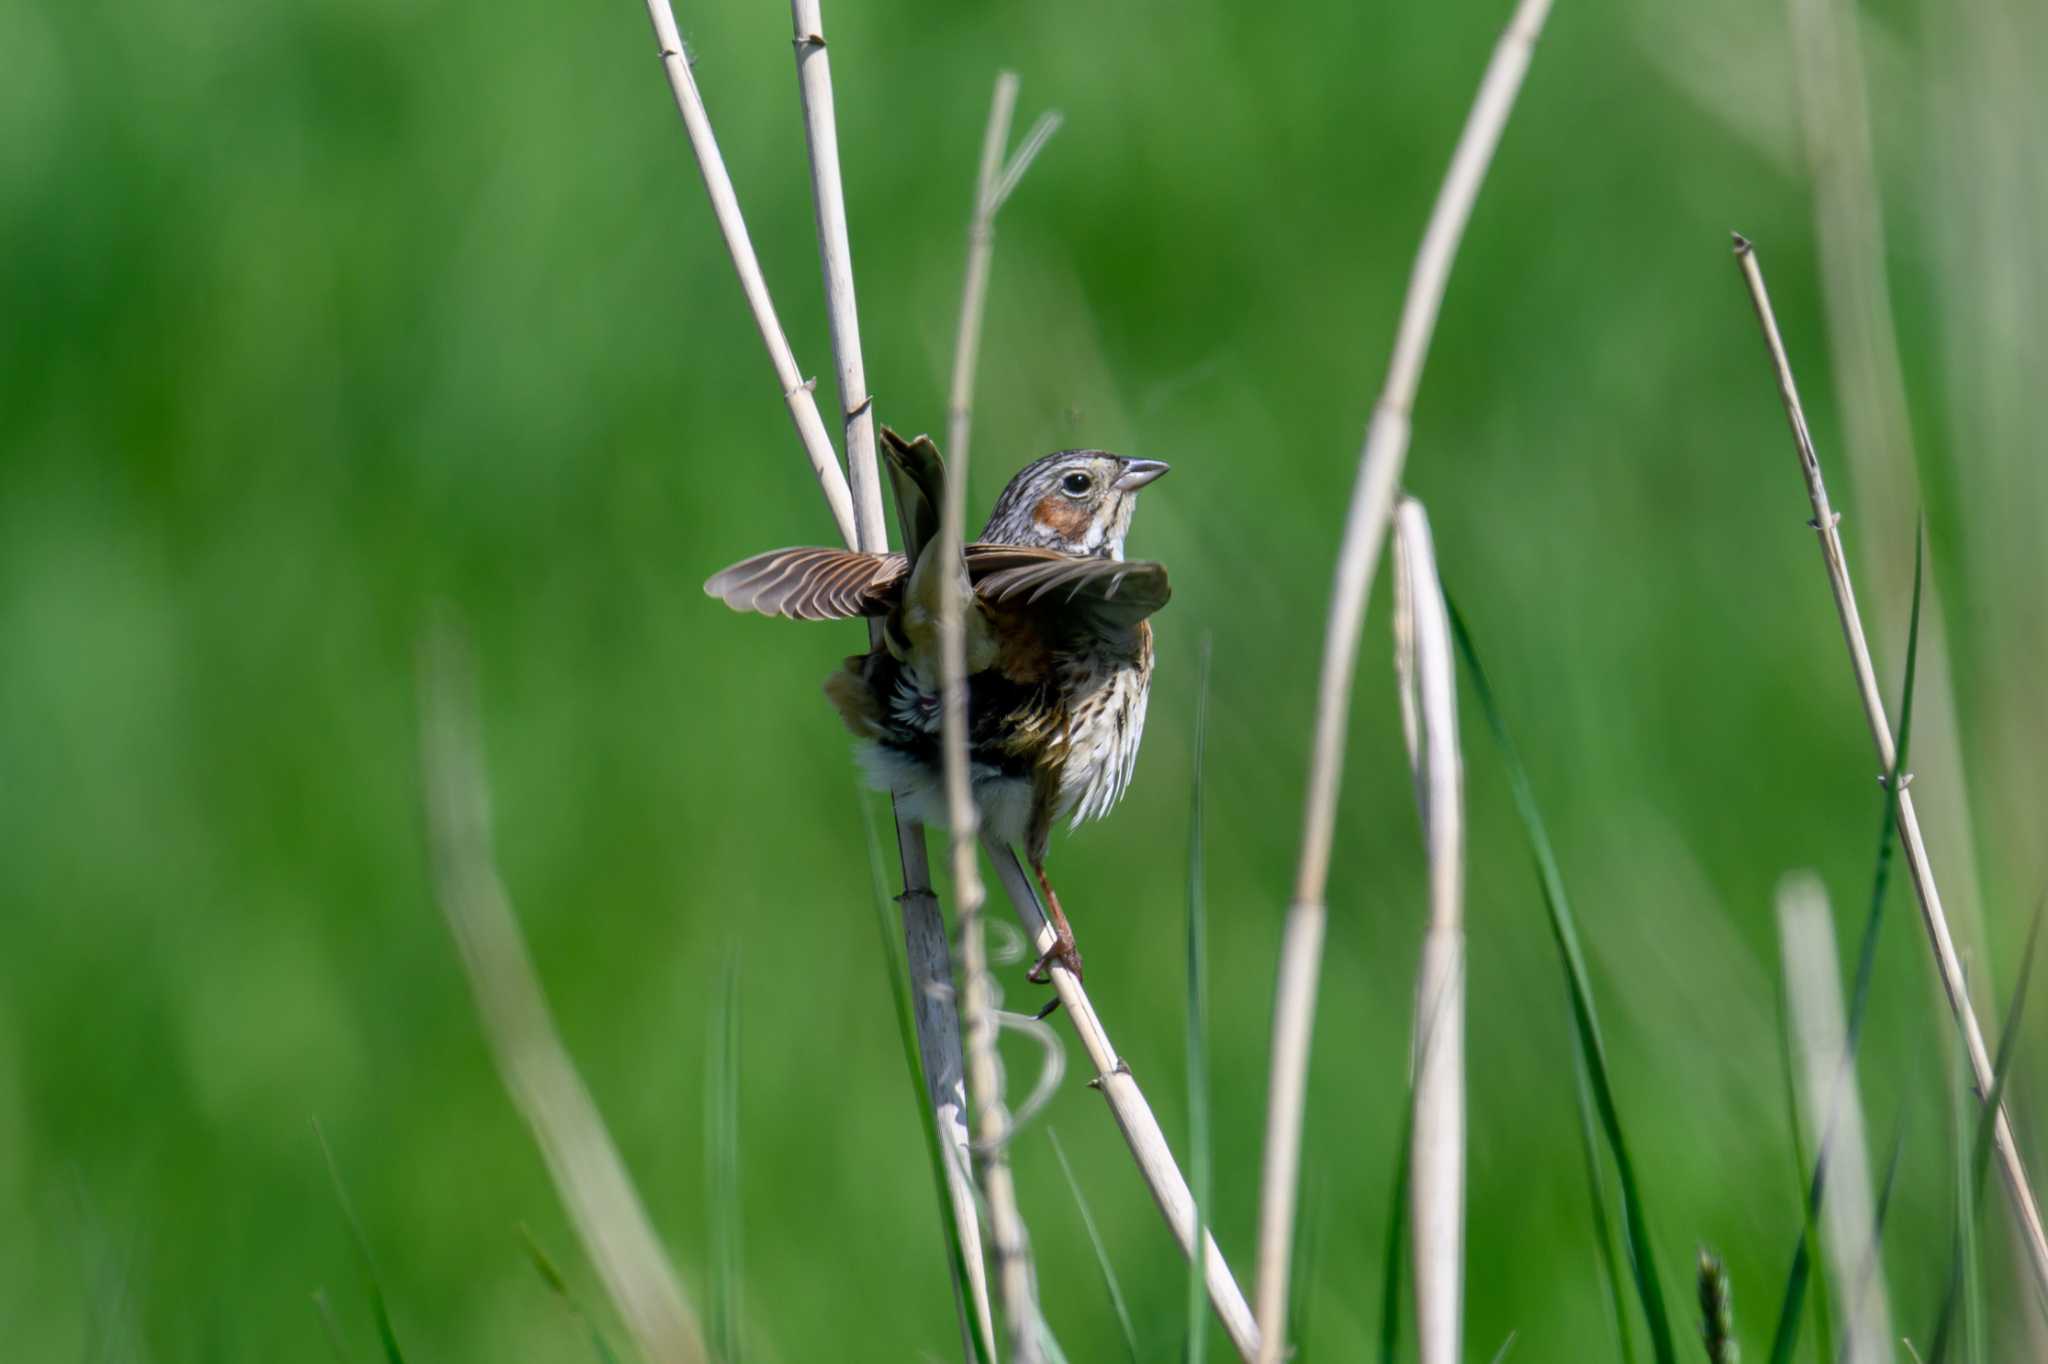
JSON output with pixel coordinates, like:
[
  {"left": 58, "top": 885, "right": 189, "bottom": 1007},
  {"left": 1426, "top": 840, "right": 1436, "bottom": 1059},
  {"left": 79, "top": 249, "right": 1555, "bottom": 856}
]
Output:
[
  {"left": 1392, "top": 499, "right": 1466, "bottom": 1364},
  {"left": 943, "top": 70, "right": 1043, "bottom": 1364},
  {"left": 945, "top": 73, "right": 1017, "bottom": 471},
  {"left": 642, "top": 0, "right": 856, "bottom": 547},
  {"left": 1733, "top": 237, "right": 2048, "bottom": 1306},
  {"left": 1252, "top": 1, "right": 1554, "bottom": 1353},
  {"left": 788, "top": 0, "right": 887, "bottom": 549},
  {"left": 981, "top": 838, "right": 1262, "bottom": 1362},
  {"left": 418, "top": 623, "right": 706, "bottom": 1364},
  {"left": 1777, "top": 872, "right": 1895, "bottom": 1364},
  {"left": 944, "top": 76, "right": 1059, "bottom": 471},
  {"left": 938, "top": 84, "right": 1256, "bottom": 1337},
  {"left": 643, "top": 2, "right": 994, "bottom": 1347}
]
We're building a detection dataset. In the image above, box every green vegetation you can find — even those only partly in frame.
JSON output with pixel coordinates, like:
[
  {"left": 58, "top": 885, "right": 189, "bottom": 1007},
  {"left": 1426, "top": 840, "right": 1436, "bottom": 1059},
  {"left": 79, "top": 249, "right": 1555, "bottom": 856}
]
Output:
[{"left": 3, "top": 0, "right": 2044, "bottom": 1359}]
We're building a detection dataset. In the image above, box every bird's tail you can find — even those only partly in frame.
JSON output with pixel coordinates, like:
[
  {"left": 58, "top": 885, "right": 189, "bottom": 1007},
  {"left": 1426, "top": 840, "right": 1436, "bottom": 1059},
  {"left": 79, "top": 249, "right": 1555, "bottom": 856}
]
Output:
[
  {"left": 881, "top": 426, "right": 946, "bottom": 566},
  {"left": 879, "top": 426, "right": 995, "bottom": 683}
]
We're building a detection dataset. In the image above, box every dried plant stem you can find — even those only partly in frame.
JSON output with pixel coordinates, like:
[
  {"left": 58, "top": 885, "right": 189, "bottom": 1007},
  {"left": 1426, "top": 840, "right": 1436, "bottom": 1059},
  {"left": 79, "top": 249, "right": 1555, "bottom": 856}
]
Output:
[
  {"left": 1392, "top": 499, "right": 1466, "bottom": 1364},
  {"left": 419, "top": 623, "right": 706, "bottom": 1364},
  {"left": 643, "top": 0, "right": 856, "bottom": 547},
  {"left": 985, "top": 837, "right": 1262, "bottom": 1362},
  {"left": 789, "top": 0, "right": 886, "bottom": 549},
  {"left": 942, "top": 70, "right": 1043, "bottom": 1364},
  {"left": 939, "top": 69, "right": 1246, "bottom": 1357},
  {"left": 947, "top": 73, "right": 1017, "bottom": 469},
  {"left": 643, "top": 2, "right": 993, "bottom": 1348},
  {"left": 1253, "top": 0, "right": 1554, "bottom": 1354},
  {"left": 1734, "top": 237, "right": 2048, "bottom": 1307},
  {"left": 946, "top": 76, "right": 1061, "bottom": 471},
  {"left": 1777, "top": 873, "right": 1895, "bottom": 1364}
]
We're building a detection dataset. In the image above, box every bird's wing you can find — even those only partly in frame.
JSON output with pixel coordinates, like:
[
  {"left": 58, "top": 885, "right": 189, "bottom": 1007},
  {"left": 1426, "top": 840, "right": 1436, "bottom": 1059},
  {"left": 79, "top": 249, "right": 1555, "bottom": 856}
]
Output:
[
  {"left": 967, "top": 546, "right": 1172, "bottom": 632},
  {"left": 703, "top": 548, "right": 908, "bottom": 621}
]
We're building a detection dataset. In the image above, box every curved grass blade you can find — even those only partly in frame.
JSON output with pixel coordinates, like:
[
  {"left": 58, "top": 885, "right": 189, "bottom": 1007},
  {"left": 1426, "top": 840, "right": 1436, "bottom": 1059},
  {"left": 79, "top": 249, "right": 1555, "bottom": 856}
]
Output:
[
  {"left": 1573, "top": 1037, "right": 1638, "bottom": 1364},
  {"left": 314, "top": 1121, "right": 408, "bottom": 1364},
  {"left": 1927, "top": 889, "right": 2046, "bottom": 1362},
  {"left": 1049, "top": 1128, "right": 1140, "bottom": 1363},
  {"left": 1766, "top": 527, "right": 1923, "bottom": 1364},
  {"left": 1447, "top": 600, "right": 1677, "bottom": 1364},
  {"left": 1971, "top": 895, "right": 2043, "bottom": 1196},
  {"left": 521, "top": 1223, "right": 626, "bottom": 1364},
  {"left": 311, "top": 1288, "right": 353, "bottom": 1364}
]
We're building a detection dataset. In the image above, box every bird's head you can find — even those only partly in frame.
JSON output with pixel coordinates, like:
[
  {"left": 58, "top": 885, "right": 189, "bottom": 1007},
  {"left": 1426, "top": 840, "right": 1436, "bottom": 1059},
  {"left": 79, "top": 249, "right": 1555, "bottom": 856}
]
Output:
[{"left": 980, "top": 450, "right": 1171, "bottom": 559}]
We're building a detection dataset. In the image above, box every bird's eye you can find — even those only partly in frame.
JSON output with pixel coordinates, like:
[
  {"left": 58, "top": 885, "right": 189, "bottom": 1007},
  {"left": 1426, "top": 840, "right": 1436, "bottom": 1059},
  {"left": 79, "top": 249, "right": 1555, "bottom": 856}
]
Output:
[{"left": 1060, "top": 471, "right": 1093, "bottom": 497}]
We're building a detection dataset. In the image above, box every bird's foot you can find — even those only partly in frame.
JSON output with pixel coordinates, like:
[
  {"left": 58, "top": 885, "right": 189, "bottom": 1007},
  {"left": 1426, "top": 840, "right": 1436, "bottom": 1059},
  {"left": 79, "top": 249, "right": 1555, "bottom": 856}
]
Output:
[{"left": 1028, "top": 925, "right": 1084, "bottom": 985}]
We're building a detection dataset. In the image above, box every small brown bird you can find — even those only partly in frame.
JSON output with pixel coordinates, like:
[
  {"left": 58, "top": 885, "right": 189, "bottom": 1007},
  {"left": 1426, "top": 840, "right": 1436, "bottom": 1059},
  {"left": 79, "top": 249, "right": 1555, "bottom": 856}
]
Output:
[{"left": 705, "top": 427, "right": 1172, "bottom": 982}]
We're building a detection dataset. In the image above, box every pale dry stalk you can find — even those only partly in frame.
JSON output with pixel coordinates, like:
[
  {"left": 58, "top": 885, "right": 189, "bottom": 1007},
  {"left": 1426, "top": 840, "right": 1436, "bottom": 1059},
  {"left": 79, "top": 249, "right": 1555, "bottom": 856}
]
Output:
[
  {"left": 419, "top": 624, "right": 707, "bottom": 1364},
  {"left": 1733, "top": 237, "right": 2048, "bottom": 1306},
  {"left": 1252, "top": 0, "right": 1554, "bottom": 1354},
  {"left": 1392, "top": 499, "right": 1466, "bottom": 1364},
  {"left": 640, "top": 1, "right": 994, "bottom": 1348},
  {"left": 789, "top": 0, "right": 887, "bottom": 548},
  {"left": 984, "top": 838, "right": 1262, "bottom": 1362},
  {"left": 642, "top": 0, "right": 854, "bottom": 546},
  {"left": 1776, "top": 872, "right": 1895, "bottom": 1364},
  {"left": 943, "top": 70, "right": 1043, "bottom": 1364},
  {"left": 937, "top": 66, "right": 1258, "bottom": 1363},
  {"left": 946, "top": 73, "right": 1017, "bottom": 470}
]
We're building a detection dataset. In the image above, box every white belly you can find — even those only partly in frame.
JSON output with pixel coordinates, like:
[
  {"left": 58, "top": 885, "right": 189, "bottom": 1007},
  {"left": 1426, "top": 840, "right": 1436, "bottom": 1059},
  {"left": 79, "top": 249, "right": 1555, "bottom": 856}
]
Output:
[{"left": 856, "top": 742, "right": 1036, "bottom": 846}]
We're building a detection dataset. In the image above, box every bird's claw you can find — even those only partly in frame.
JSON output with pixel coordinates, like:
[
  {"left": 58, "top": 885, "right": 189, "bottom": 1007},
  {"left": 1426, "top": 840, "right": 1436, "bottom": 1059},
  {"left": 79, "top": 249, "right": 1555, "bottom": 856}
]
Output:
[{"left": 1027, "top": 933, "right": 1084, "bottom": 986}]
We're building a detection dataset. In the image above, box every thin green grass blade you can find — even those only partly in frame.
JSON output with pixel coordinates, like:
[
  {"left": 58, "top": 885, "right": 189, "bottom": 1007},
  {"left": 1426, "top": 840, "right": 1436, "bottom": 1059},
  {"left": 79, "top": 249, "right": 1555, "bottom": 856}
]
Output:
[
  {"left": 1186, "top": 634, "right": 1214, "bottom": 1364},
  {"left": 1970, "top": 894, "right": 2043, "bottom": 1197},
  {"left": 1923, "top": 1000, "right": 1987, "bottom": 1364},
  {"left": 314, "top": 1122, "right": 407, "bottom": 1364},
  {"left": 1924, "top": 880, "right": 2035, "bottom": 1364},
  {"left": 859, "top": 796, "right": 994, "bottom": 1364},
  {"left": 1572, "top": 1038, "right": 1637, "bottom": 1364},
  {"left": 1447, "top": 600, "right": 1677, "bottom": 1364},
  {"left": 1487, "top": 1330, "right": 1520, "bottom": 1364},
  {"left": 1048, "top": 1128, "right": 1140, "bottom": 1363},
  {"left": 311, "top": 1288, "right": 354, "bottom": 1364},
  {"left": 707, "top": 947, "right": 744, "bottom": 1364},
  {"left": 1765, "top": 528, "right": 1924, "bottom": 1363},
  {"left": 520, "top": 1223, "right": 626, "bottom": 1364},
  {"left": 1377, "top": 1088, "right": 1415, "bottom": 1364},
  {"left": 1871, "top": 1119, "right": 1904, "bottom": 1246}
]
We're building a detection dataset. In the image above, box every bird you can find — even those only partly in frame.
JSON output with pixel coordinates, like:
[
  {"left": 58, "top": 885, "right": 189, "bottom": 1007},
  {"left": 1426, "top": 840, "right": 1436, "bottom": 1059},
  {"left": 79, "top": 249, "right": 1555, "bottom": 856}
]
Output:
[{"left": 704, "top": 427, "right": 1172, "bottom": 984}]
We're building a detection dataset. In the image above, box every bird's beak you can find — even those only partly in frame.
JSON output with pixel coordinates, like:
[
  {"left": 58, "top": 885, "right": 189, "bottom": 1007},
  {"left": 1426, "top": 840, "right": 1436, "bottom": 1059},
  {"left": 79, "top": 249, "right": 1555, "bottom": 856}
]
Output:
[{"left": 1113, "top": 459, "right": 1171, "bottom": 491}]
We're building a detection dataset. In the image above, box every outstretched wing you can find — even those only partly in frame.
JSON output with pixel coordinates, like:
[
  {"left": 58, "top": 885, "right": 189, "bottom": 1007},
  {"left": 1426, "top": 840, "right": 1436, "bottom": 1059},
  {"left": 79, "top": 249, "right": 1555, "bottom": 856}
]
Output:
[
  {"left": 704, "top": 548, "right": 908, "bottom": 621},
  {"left": 966, "top": 545, "right": 1171, "bottom": 633}
]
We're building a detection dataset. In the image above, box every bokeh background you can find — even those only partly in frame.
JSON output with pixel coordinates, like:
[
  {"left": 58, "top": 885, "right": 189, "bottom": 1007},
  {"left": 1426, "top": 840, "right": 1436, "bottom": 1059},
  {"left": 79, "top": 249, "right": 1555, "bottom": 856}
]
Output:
[{"left": 5, "top": 0, "right": 2045, "bottom": 1358}]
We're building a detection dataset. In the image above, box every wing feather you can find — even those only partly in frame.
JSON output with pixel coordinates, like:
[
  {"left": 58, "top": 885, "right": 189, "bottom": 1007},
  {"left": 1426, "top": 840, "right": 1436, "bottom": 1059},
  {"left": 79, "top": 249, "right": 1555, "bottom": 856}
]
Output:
[
  {"left": 704, "top": 548, "right": 908, "bottom": 621},
  {"left": 971, "top": 552, "right": 1170, "bottom": 632}
]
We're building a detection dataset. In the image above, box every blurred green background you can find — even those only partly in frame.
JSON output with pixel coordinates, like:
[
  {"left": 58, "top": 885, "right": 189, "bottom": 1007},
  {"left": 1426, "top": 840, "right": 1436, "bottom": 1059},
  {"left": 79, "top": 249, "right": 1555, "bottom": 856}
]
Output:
[{"left": 5, "top": 0, "right": 2045, "bottom": 1358}]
